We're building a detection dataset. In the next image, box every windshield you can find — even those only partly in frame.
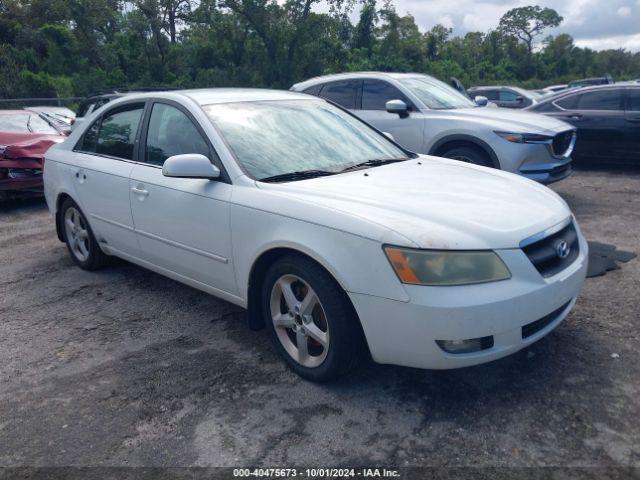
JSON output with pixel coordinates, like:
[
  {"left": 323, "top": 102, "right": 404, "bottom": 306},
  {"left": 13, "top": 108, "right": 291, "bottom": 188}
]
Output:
[
  {"left": 0, "top": 113, "right": 59, "bottom": 134},
  {"left": 399, "top": 76, "right": 475, "bottom": 110},
  {"left": 204, "top": 99, "right": 408, "bottom": 181}
]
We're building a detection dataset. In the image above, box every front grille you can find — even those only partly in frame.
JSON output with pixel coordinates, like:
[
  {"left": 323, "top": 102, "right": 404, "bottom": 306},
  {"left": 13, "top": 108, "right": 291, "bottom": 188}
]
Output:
[
  {"left": 522, "top": 221, "right": 579, "bottom": 277},
  {"left": 522, "top": 301, "right": 571, "bottom": 338},
  {"left": 552, "top": 131, "right": 574, "bottom": 157}
]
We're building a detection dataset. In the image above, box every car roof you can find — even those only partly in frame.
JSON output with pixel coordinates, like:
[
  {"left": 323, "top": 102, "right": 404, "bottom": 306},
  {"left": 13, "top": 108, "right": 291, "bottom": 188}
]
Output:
[
  {"left": 571, "top": 76, "right": 607, "bottom": 82},
  {"left": 0, "top": 110, "right": 30, "bottom": 115},
  {"left": 108, "top": 88, "right": 313, "bottom": 106},
  {"left": 25, "top": 106, "right": 74, "bottom": 112},
  {"left": 291, "top": 72, "right": 429, "bottom": 90}
]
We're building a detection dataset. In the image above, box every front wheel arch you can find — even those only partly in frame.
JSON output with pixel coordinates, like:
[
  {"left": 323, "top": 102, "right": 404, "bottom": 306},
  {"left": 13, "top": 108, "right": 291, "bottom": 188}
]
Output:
[
  {"left": 246, "top": 248, "right": 357, "bottom": 332},
  {"left": 430, "top": 135, "right": 500, "bottom": 169}
]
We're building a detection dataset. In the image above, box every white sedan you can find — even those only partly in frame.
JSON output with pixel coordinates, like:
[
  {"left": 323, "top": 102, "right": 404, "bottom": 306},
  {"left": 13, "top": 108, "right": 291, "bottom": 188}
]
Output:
[{"left": 43, "top": 89, "right": 588, "bottom": 381}]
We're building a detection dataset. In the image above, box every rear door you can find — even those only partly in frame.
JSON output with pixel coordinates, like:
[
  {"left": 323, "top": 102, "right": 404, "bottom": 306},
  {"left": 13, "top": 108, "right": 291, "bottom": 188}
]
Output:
[
  {"left": 357, "top": 78, "right": 425, "bottom": 152},
  {"left": 622, "top": 87, "right": 640, "bottom": 163},
  {"left": 71, "top": 102, "right": 145, "bottom": 255},
  {"left": 552, "top": 88, "right": 625, "bottom": 161},
  {"left": 128, "top": 100, "right": 237, "bottom": 295}
]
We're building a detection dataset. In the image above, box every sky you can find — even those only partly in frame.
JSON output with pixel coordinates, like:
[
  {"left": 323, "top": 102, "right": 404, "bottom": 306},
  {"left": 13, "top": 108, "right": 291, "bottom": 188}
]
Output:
[{"left": 338, "top": 0, "right": 640, "bottom": 52}]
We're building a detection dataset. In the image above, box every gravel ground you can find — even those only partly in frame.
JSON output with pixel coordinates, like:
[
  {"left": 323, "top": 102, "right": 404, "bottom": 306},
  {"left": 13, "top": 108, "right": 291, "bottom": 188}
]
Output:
[{"left": 0, "top": 169, "right": 639, "bottom": 473}]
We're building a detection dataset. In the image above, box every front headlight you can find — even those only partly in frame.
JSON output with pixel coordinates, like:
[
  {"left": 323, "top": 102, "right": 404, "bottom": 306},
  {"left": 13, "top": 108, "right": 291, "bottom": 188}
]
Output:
[
  {"left": 384, "top": 246, "right": 511, "bottom": 286},
  {"left": 495, "top": 131, "right": 552, "bottom": 144}
]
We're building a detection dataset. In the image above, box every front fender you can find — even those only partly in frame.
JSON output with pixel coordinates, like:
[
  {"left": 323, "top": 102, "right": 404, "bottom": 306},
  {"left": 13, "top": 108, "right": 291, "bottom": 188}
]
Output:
[{"left": 230, "top": 203, "right": 410, "bottom": 305}]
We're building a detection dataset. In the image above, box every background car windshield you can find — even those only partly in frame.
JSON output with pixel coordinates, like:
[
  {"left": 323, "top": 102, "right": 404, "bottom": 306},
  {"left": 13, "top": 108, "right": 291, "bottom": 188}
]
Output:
[
  {"left": 399, "top": 76, "right": 475, "bottom": 110},
  {"left": 204, "top": 100, "right": 407, "bottom": 180},
  {"left": 0, "top": 113, "right": 59, "bottom": 134}
]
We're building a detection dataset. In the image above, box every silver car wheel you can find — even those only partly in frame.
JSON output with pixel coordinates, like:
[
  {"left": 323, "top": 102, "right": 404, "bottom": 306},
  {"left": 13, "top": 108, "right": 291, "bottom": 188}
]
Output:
[
  {"left": 270, "top": 274, "right": 330, "bottom": 368},
  {"left": 64, "top": 207, "right": 90, "bottom": 262}
]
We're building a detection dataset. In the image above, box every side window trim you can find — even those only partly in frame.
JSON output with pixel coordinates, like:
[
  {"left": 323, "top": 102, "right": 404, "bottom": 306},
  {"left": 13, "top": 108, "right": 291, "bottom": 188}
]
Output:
[
  {"left": 137, "top": 99, "right": 231, "bottom": 184},
  {"left": 356, "top": 79, "right": 363, "bottom": 110}
]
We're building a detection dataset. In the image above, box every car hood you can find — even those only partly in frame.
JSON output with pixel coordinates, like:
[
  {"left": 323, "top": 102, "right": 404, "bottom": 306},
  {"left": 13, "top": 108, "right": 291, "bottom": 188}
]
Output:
[
  {"left": 446, "top": 107, "right": 573, "bottom": 135},
  {"left": 260, "top": 157, "right": 571, "bottom": 250},
  {"left": 0, "top": 132, "right": 64, "bottom": 159}
]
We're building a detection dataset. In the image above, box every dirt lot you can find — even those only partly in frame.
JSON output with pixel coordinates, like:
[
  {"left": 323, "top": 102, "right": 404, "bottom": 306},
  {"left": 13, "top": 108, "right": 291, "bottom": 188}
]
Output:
[{"left": 0, "top": 169, "right": 639, "bottom": 472}]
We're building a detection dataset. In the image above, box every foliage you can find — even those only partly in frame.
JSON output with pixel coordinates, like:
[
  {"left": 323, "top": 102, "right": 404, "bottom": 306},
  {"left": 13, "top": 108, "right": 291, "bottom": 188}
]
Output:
[
  {"left": 498, "top": 6, "right": 563, "bottom": 54},
  {"left": 0, "top": 0, "right": 638, "bottom": 99}
]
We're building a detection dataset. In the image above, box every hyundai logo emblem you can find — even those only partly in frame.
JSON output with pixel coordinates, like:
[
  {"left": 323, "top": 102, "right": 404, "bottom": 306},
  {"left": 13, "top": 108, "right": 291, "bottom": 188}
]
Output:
[{"left": 555, "top": 240, "right": 571, "bottom": 259}]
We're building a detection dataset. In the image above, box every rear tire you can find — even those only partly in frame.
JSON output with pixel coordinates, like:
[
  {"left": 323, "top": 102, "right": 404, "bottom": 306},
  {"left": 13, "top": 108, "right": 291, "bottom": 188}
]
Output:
[
  {"left": 60, "top": 198, "right": 109, "bottom": 271},
  {"left": 440, "top": 145, "right": 493, "bottom": 168},
  {"left": 262, "top": 254, "right": 365, "bottom": 382}
]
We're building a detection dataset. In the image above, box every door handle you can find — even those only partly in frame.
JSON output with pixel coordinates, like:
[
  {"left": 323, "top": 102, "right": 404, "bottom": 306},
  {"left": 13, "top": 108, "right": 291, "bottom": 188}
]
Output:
[
  {"left": 567, "top": 114, "right": 583, "bottom": 120},
  {"left": 627, "top": 116, "right": 640, "bottom": 123},
  {"left": 131, "top": 186, "right": 149, "bottom": 197}
]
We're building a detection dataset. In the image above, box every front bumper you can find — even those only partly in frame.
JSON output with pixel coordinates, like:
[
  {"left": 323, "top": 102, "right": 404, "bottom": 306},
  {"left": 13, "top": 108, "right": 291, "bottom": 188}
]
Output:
[
  {"left": 349, "top": 229, "right": 588, "bottom": 370},
  {"left": 493, "top": 131, "right": 576, "bottom": 185},
  {"left": 519, "top": 158, "right": 572, "bottom": 185}
]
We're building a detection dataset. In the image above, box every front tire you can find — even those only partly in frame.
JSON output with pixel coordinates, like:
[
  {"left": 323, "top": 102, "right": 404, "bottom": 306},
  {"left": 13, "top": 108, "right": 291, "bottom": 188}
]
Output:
[
  {"left": 440, "top": 145, "right": 493, "bottom": 168},
  {"left": 60, "top": 198, "right": 109, "bottom": 270},
  {"left": 262, "top": 254, "right": 365, "bottom": 382}
]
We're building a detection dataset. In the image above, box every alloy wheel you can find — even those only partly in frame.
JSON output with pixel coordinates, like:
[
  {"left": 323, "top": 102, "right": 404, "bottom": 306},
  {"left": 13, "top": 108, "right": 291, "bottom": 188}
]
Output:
[
  {"left": 269, "top": 274, "right": 330, "bottom": 368},
  {"left": 64, "top": 206, "right": 90, "bottom": 262}
]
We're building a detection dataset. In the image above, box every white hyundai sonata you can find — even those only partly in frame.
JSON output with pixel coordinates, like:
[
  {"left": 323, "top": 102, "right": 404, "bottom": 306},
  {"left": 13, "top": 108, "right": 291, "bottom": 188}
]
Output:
[{"left": 44, "top": 89, "right": 588, "bottom": 381}]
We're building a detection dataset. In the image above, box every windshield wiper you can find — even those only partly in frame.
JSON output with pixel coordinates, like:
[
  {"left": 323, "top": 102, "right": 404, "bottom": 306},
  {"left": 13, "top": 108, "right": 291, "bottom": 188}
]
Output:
[
  {"left": 260, "top": 170, "right": 337, "bottom": 183},
  {"left": 339, "top": 157, "right": 408, "bottom": 173}
]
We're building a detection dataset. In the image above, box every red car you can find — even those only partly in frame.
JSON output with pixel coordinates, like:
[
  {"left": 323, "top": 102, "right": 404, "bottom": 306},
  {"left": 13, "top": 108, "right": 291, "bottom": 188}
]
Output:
[{"left": 0, "top": 110, "right": 65, "bottom": 199}]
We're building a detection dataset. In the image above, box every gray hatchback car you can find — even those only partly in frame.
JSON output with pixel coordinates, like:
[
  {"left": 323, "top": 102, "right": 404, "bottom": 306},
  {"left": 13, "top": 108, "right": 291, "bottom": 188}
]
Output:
[{"left": 291, "top": 72, "right": 577, "bottom": 184}]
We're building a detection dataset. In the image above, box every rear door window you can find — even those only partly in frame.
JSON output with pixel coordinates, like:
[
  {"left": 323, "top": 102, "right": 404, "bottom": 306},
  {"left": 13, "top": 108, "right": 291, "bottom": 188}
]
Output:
[
  {"left": 319, "top": 80, "right": 360, "bottom": 110},
  {"left": 95, "top": 105, "right": 144, "bottom": 160},
  {"left": 78, "top": 118, "right": 100, "bottom": 152}
]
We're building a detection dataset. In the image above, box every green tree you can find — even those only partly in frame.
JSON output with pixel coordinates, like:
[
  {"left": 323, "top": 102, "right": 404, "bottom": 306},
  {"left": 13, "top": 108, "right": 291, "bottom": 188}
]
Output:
[{"left": 498, "top": 6, "right": 563, "bottom": 54}]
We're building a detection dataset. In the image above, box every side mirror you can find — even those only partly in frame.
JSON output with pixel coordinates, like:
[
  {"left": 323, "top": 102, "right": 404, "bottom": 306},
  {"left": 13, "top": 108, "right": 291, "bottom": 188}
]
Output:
[
  {"left": 162, "top": 154, "right": 220, "bottom": 179},
  {"left": 386, "top": 99, "right": 410, "bottom": 118},
  {"left": 474, "top": 95, "right": 488, "bottom": 107},
  {"left": 382, "top": 132, "right": 395, "bottom": 141}
]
